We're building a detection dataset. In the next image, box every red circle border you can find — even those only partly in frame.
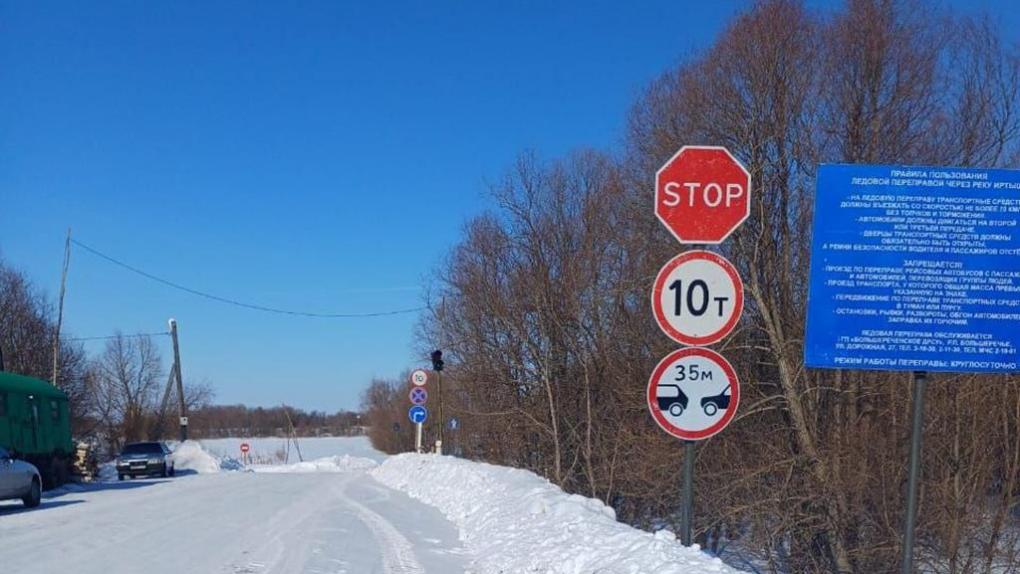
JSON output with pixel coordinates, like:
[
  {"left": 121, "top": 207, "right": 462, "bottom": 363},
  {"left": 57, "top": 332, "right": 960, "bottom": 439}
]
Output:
[
  {"left": 651, "top": 250, "right": 744, "bottom": 346},
  {"left": 646, "top": 347, "right": 740, "bottom": 441}
]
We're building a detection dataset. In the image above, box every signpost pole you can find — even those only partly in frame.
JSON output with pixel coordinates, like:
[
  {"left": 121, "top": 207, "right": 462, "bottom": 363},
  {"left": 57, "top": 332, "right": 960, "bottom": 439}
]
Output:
[
  {"left": 432, "top": 350, "right": 445, "bottom": 455},
  {"left": 652, "top": 147, "right": 749, "bottom": 553},
  {"left": 436, "top": 369, "right": 444, "bottom": 455},
  {"left": 900, "top": 370, "right": 927, "bottom": 574},
  {"left": 415, "top": 422, "right": 423, "bottom": 454},
  {"left": 681, "top": 440, "right": 695, "bottom": 545}
]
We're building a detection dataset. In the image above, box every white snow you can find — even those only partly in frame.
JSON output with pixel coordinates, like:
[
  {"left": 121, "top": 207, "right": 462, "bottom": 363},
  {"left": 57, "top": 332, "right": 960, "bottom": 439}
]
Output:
[
  {"left": 1, "top": 437, "right": 466, "bottom": 574},
  {"left": 198, "top": 435, "right": 385, "bottom": 464},
  {"left": 373, "top": 453, "right": 744, "bottom": 574},
  {"left": 171, "top": 439, "right": 223, "bottom": 473},
  {"left": 251, "top": 454, "right": 378, "bottom": 473},
  {"left": 3, "top": 437, "right": 746, "bottom": 573},
  {"left": 176, "top": 438, "right": 379, "bottom": 474}
]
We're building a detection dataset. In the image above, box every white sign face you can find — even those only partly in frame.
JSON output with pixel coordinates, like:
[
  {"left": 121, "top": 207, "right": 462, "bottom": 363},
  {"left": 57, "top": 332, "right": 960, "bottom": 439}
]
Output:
[
  {"left": 652, "top": 250, "right": 743, "bottom": 346},
  {"left": 410, "top": 369, "right": 429, "bottom": 387},
  {"left": 179, "top": 416, "right": 189, "bottom": 426},
  {"left": 647, "top": 347, "right": 739, "bottom": 441}
]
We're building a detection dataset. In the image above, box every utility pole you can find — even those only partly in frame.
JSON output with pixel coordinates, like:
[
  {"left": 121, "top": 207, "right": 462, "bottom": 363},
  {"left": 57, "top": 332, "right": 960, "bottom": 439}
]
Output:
[
  {"left": 283, "top": 405, "right": 303, "bottom": 462},
  {"left": 431, "top": 349, "right": 445, "bottom": 455},
  {"left": 51, "top": 228, "right": 72, "bottom": 387},
  {"left": 169, "top": 318, "right": 188, "bottom": 442},
  {"left": 154, "top": 364, "right": 178, "bottom": 439}
]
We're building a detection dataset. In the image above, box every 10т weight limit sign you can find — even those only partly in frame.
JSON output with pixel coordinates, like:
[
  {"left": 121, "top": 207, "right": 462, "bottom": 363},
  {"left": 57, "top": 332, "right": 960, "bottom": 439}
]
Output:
[{"left": 652, "top": 250, "right": 743, "bottom": 346}]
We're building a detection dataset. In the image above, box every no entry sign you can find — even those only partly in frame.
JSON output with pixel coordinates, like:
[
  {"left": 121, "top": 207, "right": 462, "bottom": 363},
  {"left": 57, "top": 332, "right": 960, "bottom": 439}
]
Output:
[
  {"left": 655, "top": 146, "right": 751, "bottom": 244},
  {"left": 240, "top": 443, "right": 250, "bottom": 454},
  {"left": 647, "top": 347, "right": 740, "bottom": 441},
  {"left": 410, "top": 369, "right": 429, "bottom": 387},
  {"left": 652, "top": 250, "right": 743, "bottom": 346}
]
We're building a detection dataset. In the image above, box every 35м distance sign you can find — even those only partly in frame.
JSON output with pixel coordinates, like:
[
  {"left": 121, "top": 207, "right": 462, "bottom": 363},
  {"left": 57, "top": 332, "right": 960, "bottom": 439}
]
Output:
[
  {"left": 647, "top": 347, "right": 740, "bottom": 441},
  {"left": 652, "top": 250, "right": 744, "bottom": 346}
]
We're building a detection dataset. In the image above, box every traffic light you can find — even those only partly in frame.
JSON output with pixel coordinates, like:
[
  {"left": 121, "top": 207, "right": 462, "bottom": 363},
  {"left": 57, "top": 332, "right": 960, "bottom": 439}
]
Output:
[{"left": 431, "top": 349, "right": 444, "bottom": 372}]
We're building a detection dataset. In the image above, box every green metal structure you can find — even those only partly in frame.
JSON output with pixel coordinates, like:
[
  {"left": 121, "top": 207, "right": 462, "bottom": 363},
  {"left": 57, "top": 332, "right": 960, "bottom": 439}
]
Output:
[{"left": 0, "top": 371, "right": 73, "bottom": 486}]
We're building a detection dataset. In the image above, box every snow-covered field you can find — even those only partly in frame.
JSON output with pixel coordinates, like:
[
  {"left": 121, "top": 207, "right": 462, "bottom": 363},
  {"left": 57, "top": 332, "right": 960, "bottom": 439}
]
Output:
[
  {"left": 199, "top": 435, "right": 386, "bottom": 464},
  {"left": 0, "top": 437, "right": 742, "bottom": 574}
]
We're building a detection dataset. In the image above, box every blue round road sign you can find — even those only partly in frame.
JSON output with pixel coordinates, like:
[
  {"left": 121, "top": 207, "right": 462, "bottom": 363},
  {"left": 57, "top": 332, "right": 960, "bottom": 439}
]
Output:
[
  {"left": 409, "top": 387, "right": 428, "bottom": 405},
  {"left": 408, "top": 405, "right": 428, "bottom": 424}
]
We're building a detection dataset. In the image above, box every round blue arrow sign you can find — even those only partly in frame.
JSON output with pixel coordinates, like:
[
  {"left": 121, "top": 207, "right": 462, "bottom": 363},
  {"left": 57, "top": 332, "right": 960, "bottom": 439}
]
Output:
[
  {"left": 408, "top": 405, "right": 428, "bottom": 424},
  {"left": 409, "top": 387, "right": 428, "bottom": 405}
]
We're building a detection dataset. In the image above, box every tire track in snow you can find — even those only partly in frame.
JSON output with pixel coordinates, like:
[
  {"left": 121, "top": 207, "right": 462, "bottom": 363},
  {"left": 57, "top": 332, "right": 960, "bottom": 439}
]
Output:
[{"left": 336, "top": 478, "right": 425, "bottom": 574}]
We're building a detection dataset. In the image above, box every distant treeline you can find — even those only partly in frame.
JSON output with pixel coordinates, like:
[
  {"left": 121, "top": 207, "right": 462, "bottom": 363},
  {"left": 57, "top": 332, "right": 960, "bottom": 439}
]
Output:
[{"left": 187, "top": 404, "right": 364, "bottom": 438}]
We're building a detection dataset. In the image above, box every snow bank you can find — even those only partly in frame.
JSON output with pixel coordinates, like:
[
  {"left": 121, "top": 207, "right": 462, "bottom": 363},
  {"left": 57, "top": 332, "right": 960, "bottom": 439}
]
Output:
[
  {"left": 252, "top": 454, "right": 377, "bottom": 474},
  {"left": 372, "top": 454, "right": 743, "bottom": 574},
  {"left": 172, "top": 440, "right": 223, "bottom": 474},
  {"left": 167, "top": 440, "right": 378, "bottom": 475}
]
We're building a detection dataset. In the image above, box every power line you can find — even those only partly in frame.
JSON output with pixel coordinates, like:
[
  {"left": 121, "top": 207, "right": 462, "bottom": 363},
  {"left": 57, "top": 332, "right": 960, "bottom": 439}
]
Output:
[
  {"left": 67, "top": 332, "right": 169, "bottom": 342},
  {"left": 70, "top": 239, "right": 424, "bottom": 318}
]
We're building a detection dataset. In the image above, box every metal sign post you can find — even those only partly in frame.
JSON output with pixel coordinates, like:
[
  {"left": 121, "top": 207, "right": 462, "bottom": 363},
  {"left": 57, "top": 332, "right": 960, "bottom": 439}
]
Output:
[
  {"left": 900, "top": 371, "right": 927, "bottom": 574},
  {"left": 681, "top": 441, "right": 695, "bottom": 545},
  {"left": 408, "top": 370, "right": 430, "bottom": 453},
  {"left": 432, "top": 350, "right": 445, "bottom": 455},
  {"left": 650, "top": 146, "right": 750, "bottom": 548},
  {"left": 408, "top": 405, "right": 428, "bottom": 453}
]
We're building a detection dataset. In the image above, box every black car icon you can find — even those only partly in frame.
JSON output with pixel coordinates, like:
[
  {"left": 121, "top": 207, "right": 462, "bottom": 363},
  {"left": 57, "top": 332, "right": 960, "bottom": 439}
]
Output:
[
  {"left": 701, "top": 387, "right": 731, "bottom": 416},
  {"left": 656, "top": 383, "right": 689, "bottom": 417}
]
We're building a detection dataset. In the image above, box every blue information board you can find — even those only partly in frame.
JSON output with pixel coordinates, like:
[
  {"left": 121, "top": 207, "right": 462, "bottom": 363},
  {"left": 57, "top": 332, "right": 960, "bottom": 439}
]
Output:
[{"left": 806, "top": 164, "right": 1020, "bottom": 372}]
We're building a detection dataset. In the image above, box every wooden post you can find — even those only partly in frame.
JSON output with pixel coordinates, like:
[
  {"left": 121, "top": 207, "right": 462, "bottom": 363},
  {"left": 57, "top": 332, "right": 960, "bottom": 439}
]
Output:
[
  {"left": 283, "top": 405, "right": 303, "bottom": 462},
  {"left": 51, "top": 228, "right": 72, "bottom": 386},
  {"left": 169, "top": 318, "right": 188, "bottom": 441}
]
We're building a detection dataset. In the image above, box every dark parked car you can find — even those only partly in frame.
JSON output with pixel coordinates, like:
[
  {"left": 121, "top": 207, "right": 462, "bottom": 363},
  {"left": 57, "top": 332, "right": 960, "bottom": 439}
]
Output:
[
  {"left": 700, "top": 387, "right": 732, "bottom": 416},
  {"left": 0, "top": 446, "right": 41, "bottom": 508},
  {"left": 656, "top": 384, "right": 689, "bottom": 417},
  {"left": 116, "top": 442, "right": 175, "bottom": 480}
]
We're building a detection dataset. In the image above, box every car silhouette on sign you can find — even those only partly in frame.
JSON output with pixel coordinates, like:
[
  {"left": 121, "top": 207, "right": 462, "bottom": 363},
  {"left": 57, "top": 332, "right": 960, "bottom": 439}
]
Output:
[
  {"left": 656, "top": 383, "right": 689, "bottom": 417},
  {"left": 700, "top": 387, "right": 731, "bottom": 416}
]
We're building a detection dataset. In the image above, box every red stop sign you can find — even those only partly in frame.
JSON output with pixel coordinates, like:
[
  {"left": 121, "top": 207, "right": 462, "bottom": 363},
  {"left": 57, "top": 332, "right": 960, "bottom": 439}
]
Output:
[{"left": 655, "top": 146, "right": 751, "bottom": 244}]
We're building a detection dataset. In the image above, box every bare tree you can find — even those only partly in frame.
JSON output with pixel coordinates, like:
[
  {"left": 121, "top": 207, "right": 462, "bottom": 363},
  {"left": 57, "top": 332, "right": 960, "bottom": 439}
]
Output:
[
  {"left": 89, "top": 333, "right": 164, "bottom": 448},
  {"left": 362, "top": 2, "right": 1020, "bottom": 573},
  {"left": 0, "top": 257, "right": 91, "bottom": 433}
]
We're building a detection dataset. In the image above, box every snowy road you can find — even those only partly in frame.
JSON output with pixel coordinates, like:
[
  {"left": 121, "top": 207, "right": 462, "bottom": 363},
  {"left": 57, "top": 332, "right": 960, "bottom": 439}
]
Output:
[
  {"left": 1, "top": 438, "right": 744, "bottom": 574},
  {"left": 0, "top": 470, "right": 469, "bottom": 574}
]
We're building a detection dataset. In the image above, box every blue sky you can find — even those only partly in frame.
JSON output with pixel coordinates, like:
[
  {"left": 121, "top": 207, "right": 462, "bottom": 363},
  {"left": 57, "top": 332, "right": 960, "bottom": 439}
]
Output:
[{"left": 2, "top": 1, "right": 1017, "bottom": 411}]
